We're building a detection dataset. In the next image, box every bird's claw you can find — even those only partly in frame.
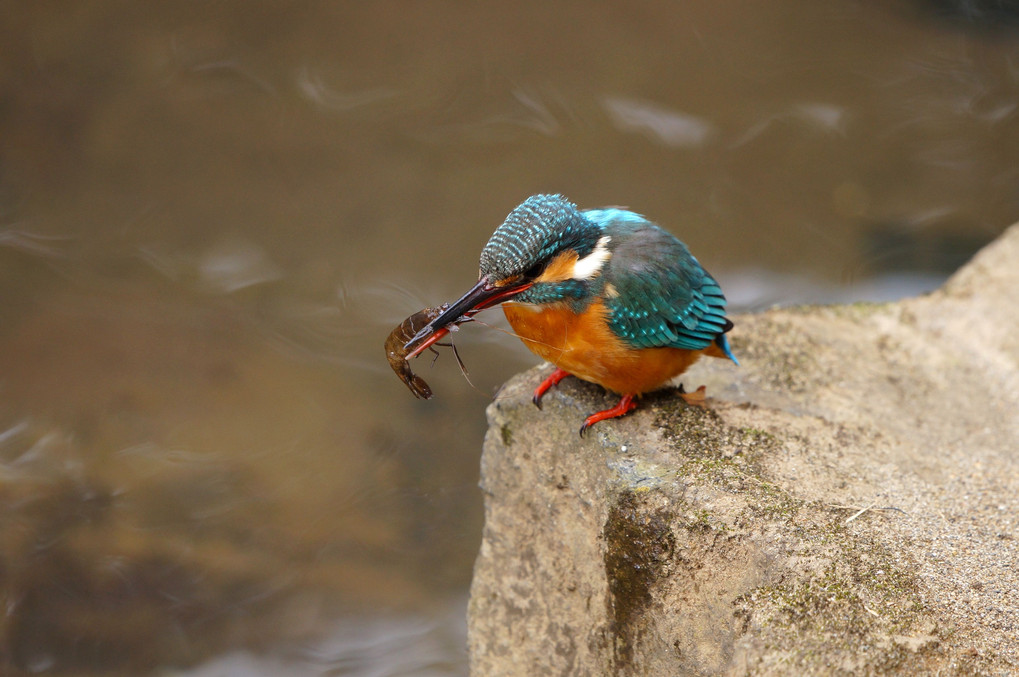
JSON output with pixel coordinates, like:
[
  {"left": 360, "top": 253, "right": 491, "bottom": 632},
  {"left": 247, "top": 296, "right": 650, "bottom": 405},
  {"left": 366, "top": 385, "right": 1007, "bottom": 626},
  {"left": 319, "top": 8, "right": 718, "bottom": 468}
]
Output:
[{"left": 531, "top": 367, "right": 570, "bottom": 411}]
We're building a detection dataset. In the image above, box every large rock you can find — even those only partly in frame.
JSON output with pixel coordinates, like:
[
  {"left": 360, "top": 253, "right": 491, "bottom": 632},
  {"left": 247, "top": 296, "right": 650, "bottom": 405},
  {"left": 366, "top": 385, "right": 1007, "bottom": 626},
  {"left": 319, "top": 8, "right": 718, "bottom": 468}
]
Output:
[{"left": 468, "top": 224, "right": 1019, "bottom": 676}]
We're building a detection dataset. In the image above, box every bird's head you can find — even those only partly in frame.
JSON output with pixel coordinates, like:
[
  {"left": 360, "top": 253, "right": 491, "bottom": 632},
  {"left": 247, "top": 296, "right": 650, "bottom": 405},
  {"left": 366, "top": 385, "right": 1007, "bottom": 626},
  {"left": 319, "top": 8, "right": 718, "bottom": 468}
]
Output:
[{"left": 405, "top": 194, "right": 612, "bottom": 356}]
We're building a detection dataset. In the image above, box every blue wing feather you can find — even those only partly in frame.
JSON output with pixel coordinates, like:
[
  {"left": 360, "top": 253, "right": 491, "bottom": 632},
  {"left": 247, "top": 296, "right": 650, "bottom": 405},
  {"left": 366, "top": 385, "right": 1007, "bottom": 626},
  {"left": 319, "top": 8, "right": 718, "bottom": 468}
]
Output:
[{"left": 585, "top": 209, "right": 734, "bottom": 357}]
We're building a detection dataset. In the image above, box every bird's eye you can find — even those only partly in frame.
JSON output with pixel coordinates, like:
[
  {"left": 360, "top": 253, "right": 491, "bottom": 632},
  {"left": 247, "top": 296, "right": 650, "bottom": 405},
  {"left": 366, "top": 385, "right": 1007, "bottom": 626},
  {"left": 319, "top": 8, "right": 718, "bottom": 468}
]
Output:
[{"left": 523, "top": 262, "right": 544, "bottom": 279}]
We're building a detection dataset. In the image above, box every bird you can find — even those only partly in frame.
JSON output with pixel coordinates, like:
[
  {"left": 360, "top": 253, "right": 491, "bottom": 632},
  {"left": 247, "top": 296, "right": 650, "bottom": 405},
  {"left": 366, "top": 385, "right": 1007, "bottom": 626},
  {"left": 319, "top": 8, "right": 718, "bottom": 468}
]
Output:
[{"left": 405, "top": 194, "right": 738, "bottom": 435}]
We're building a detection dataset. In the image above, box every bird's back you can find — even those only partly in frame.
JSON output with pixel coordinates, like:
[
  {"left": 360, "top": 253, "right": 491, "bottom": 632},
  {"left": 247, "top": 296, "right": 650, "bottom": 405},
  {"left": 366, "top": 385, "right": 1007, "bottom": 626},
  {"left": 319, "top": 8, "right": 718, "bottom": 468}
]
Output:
[{"left": 583, "top": 209, "right": 733, "bottom": 356}]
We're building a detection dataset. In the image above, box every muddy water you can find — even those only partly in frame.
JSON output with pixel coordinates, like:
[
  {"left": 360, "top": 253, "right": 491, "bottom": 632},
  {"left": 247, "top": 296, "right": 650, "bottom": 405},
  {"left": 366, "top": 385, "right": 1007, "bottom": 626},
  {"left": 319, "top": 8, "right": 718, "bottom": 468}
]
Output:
[{"left": 1, "top": 2, "right": 1016, "bottom": 674}]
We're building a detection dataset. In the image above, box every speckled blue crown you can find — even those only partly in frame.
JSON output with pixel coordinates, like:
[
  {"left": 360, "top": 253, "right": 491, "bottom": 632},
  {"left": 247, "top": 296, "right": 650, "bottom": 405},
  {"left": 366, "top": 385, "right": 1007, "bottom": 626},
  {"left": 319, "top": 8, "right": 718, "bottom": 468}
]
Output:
[{"left": 480, "top": 194, "right": 597, "bottom": 280}]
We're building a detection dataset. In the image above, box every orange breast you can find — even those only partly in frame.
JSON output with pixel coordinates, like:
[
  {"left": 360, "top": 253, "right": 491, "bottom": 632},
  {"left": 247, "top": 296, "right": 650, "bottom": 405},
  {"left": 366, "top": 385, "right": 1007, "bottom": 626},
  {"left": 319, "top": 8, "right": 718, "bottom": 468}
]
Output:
[{"left": 501, "top": 300, "right": 705, "bottom": 395}]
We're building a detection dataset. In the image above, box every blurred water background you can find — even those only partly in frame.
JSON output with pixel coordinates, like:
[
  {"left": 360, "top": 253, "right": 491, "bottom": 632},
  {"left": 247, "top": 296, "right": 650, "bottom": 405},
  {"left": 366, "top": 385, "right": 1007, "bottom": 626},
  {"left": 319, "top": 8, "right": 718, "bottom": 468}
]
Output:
[{"left": 1, "top": 2, "right": 1017, "bottom": 675}]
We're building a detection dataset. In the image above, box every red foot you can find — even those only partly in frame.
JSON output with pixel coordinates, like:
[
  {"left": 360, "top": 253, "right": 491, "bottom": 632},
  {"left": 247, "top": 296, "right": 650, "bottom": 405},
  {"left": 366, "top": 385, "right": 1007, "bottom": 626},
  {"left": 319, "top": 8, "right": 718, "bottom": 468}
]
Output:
[
  {"left": 579, "top": 393, "right": 638, "bottom": 437},
  {"left": 532, "top": 367, "right": 571, "bottom": 409}
]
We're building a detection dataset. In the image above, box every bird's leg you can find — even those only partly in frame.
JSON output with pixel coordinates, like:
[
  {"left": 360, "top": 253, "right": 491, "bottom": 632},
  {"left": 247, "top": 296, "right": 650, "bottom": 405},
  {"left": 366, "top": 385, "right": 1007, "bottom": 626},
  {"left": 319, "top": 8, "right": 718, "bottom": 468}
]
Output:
[
  {"left": 579, "top": 393, "right": 638, "bottom": 437},
  {"left": 532, "top": 367, "right": 571, "bottom": 409}
]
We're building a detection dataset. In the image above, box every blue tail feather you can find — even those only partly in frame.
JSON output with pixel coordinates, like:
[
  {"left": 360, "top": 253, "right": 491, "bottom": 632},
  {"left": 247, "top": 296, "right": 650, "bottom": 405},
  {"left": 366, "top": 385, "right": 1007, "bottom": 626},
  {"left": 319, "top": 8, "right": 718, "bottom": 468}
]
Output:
[{"left": 715, "top": 334, "right": 739, "bottom": 365}]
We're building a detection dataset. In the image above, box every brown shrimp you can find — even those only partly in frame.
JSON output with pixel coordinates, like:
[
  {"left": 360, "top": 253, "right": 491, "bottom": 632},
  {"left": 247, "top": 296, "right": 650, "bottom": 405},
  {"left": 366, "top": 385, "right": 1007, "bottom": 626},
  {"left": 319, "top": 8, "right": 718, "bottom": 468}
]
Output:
[{"left": 385, "top": 305, "right": 449, "bottom": 399}]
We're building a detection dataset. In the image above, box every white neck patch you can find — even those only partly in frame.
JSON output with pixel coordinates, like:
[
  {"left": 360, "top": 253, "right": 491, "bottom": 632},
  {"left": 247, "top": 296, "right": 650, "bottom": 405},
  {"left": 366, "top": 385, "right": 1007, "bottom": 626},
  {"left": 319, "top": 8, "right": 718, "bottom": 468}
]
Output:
[{"left": 571, "top": 235, "right": 612, "bottom": 280}]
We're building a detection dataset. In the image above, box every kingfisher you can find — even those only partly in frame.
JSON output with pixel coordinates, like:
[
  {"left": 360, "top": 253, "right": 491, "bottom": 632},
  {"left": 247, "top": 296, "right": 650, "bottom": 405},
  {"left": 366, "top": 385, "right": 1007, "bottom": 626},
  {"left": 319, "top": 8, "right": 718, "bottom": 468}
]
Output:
[{"left": 405, "top": 194, "right": 738, "bottom": 435}]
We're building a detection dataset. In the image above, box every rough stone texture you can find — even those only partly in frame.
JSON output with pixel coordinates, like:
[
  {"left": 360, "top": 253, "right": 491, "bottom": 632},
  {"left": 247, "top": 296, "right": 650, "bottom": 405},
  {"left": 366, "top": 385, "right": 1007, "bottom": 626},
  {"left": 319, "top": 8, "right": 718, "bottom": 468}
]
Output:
[{"left": 468, "top": 224, "right": 1019, "bottom": 676}]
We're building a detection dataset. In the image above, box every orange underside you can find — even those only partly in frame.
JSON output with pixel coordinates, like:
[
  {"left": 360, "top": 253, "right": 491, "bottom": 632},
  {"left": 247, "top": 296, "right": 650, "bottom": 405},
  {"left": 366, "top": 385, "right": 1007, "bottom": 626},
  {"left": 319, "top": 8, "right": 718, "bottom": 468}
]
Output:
[{"left": 502, "top": 300, "right": 718, "bottom": 395}]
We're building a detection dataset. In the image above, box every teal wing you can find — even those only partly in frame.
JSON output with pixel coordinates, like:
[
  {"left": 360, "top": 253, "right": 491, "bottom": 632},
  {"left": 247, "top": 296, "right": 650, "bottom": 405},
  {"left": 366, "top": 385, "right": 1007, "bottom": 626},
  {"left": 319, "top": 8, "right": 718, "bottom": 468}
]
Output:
[{"left": 598, "top": 219, "right": 732, "bottom": 352}]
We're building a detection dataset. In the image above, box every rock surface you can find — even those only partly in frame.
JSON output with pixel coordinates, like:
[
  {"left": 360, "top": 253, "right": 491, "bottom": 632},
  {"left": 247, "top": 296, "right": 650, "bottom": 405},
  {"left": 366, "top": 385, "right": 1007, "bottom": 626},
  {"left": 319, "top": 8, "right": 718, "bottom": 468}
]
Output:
[{"left": 467, "top": 224, "right": 1019, "bottom": 676}]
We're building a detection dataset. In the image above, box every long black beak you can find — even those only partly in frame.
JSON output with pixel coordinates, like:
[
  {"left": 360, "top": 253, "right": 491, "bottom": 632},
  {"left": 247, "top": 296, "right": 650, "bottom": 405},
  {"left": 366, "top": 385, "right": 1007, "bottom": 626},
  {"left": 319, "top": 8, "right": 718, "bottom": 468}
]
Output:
[{"left": 404, "top": 275, "right": 531, "bottom": 358}]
